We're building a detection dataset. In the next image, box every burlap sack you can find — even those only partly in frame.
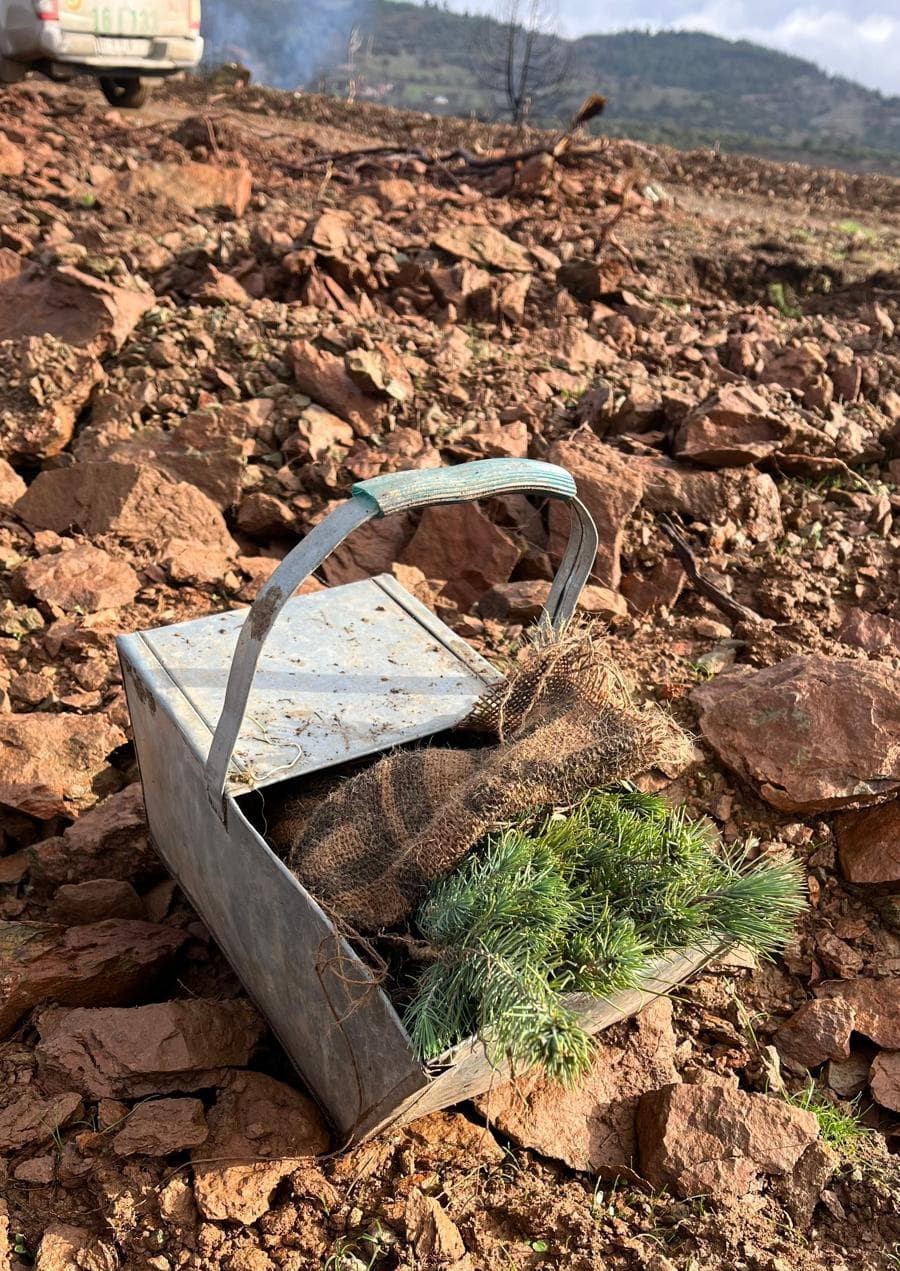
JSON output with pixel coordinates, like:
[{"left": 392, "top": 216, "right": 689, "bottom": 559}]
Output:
[{"left": 277, "top": 627, "right": 688, "bottom": 932}]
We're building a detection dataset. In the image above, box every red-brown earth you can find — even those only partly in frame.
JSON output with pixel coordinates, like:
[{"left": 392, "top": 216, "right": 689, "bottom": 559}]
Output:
[{"left": 0, "top": 75, "right": 899, "bottom": 1271}]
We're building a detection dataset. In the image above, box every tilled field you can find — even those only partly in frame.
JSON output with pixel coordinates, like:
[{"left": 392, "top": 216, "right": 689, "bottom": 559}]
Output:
[{"left": 0, "top": 76, "right": 899, "bottom": 1271}]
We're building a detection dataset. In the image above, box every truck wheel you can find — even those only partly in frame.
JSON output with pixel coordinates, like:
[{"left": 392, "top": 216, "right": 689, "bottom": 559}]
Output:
[{"left": 99, "top": 77, "right": 148, "bottom": 109}]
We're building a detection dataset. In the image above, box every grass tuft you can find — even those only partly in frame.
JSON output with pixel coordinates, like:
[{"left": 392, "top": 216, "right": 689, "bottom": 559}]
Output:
[{"left": 784, "top": 1080, "right": 872, "bottom": 1160}]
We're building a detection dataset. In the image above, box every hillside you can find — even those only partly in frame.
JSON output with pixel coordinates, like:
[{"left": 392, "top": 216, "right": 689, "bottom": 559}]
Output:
[{"left": 201, "top": 0, "right": 900, "bottom": 173}]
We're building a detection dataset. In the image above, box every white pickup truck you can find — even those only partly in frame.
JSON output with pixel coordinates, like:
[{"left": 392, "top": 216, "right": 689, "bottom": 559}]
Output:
[{"left": 0, "top": 0, "right": 203, "bottom": 107}]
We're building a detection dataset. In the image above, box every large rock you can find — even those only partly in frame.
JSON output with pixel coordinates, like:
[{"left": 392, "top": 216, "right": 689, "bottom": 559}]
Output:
[
  {"left": 547, "top": 436, "right": 645, "bottom": 588},
  {"left": 290, "top": 340, "right": 387, "bottom": 436},
  {"left": 816, "top": 978, "right": 900, "bottom": 1048},
  {"left": 0, "top": 251, "right": 152, "bottom": 353},
  {"left": 0, "top": 919, "right": 185, "bottom": 1038},
  {"left": 0, "top": 713, "right": 125, "bottom": 819},
  {"left": 636, "top": 1077, "right": 818, "bottom": 1200},
  {"left": 834, "top": 799, "right": 900, "bottom": 884},
  {"left": 15, "top": 461, "right": 233, "bottom": 551},
  {"left": 637, "top": 456, "right": 783, "bottom": 541},
  {"left": 477, "top": 998, "right": 679, "bottom": 1176},
  {"left": 0, "top": 1088, "right": 83, "bottom": 1152},
  {"left": 113, "top": 1097, "right": 208, "bottom": 1157},
  {"left": 30, "top": 784, "right": 157, "bottom": 887},
  {"left": 0, "top": 333, "right": 105, "bottom": 459},
  {"left": 693, "top": 656, "right": 900, "bottom": 812},
  {"left": 192, "top": 1071, "right": 330, "bottom": 1224},
  {"left": 774, "top": 997, "right": 855, "bottom": 1070},
  {"left": 401, "top": 502, "right": 521, "bottom": 610},
  {"left": 433, "top": 224, "right": 532, "bottom": 273},
  {"left": 869, "top": 1051, "right": 900, "bottom": 1113},
  {"left": 117, "top": 161, "right": 252, "bottom": 216},
  {"left": 674, "top": 385, "right": 790, "bottom": 467},
  {"left": 18, "top": 544, "right": 139, "bottom": 613},
  {"left": 36, "top": 998, "right": 265, "bottom": 1098}
]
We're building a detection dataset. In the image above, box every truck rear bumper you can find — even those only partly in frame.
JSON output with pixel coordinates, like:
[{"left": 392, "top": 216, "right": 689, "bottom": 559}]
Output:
[{"left": 6, "top": 24, "right": 203, "bottom": 72}]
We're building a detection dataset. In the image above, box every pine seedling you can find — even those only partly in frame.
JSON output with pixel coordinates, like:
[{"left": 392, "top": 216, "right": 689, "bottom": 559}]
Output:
[{"left": 403, "top": 788, "right": 805, "bottom": 1084}]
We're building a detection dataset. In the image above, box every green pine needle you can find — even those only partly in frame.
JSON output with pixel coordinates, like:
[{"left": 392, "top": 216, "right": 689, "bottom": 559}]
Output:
[{"left": 403, "top": 788, "right": 806, "bottom": 1084}]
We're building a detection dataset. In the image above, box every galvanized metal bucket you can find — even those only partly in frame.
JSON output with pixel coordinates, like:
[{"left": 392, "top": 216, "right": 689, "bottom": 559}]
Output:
[{"left": 119, "top": 458, "right": 712, "bottom": 1143}]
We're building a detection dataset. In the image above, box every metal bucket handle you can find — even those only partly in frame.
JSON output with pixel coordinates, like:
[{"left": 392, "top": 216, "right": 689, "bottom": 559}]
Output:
[{"left": 205, "top": 458, "right": 598, "bottom": 813}]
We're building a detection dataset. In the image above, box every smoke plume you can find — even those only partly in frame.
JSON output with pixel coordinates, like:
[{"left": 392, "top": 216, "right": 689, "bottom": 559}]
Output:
[{"left": 201, "top": 0, "right": 372, "bottom": 89}]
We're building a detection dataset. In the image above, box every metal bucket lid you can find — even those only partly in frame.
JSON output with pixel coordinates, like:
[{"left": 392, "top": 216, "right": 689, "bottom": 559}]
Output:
[{"left": 135, "top": 574, "right": 501, "bottom": 795}]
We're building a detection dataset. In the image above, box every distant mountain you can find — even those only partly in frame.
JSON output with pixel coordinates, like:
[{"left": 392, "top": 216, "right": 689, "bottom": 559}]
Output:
[{"left": 201, "top": 0, "right": 900, "bottom": 173}]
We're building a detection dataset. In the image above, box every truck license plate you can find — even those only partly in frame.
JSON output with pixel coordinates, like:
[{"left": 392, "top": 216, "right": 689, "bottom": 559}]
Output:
[{"left": 99, "top": 37, "right": 152, "bottom": 55}]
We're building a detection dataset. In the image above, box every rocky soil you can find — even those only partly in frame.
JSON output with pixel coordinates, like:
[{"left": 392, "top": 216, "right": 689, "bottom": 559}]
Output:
[{"left": 1, "top": 76, "right": 899, "bottom": 1271}]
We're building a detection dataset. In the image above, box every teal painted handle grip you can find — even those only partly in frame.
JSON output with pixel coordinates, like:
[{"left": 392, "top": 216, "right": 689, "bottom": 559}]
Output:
[{"left": 351, "top": 458, "right": 576, "bottom": 517}]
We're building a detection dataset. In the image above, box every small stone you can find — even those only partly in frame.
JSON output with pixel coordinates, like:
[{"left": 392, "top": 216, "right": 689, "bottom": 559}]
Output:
[
  {"left": 16, "top": 461, "right": 234, "bottom": 552},
  {"left": 636, "top": 1077, "right": 818, "bottom": 1199},
  {"left": 834, "top": 799, "right": 900, "bottom": 884},
  {"left": 36, "top": 998, "right": 265, "bottom": 1098},
  {"left": 113, "top": 1097, "right": 208, "bottom": 1156},
  {"left": 817, "top": 978, "right": 900, "bottom": 1049},
  {"left": 117, "top": 161, "right": 252, "bottom": 216},
  {"left": 49, "top": 880, "right": 143, "bottom": 925},
  {"left": 290, "top": 340, "right": 386, "bottom": 436},
  {"left": 401, "top": 502, "right": 520, "bottom": 610},
  {"left": 13, "top": 1154, "right": 55, "bottom": 1184},
  {"left": 869, "top": 1051, "right": 900, "bottom": 1113},
  {"left": 620, "top": 558, "right": 685, "bottom": 615},
  {"left": 405, "top": 1190, "right": 472, "bottom": 1271},
  {"left": 0, "top": 458, "right": 27, "bottom": 506},
  {"left": 30, "top": 784, "right": 157, "bottom": 887},
  {"left": 0, "top": 131, "right": 25, "bottom": 176},
  {"left": 825, "top": 1052, "right": 871, "bottom": 1099},
  {"left": 0, "top": 1089, "right": 83, "bottom": 1152},
  {"left": 0, "top": 713, "right": 125, "bottom": 819},
  {"left": 770, "top": 1140, "right": 837, "bottom": 1228},
  {"left": 478, "top": 998, "right": 679, "bottom": 1176},
  {"left": 18, "top": 544, "right": 139, "bottom": 613},
  {"left": 674, "top": 384, "right": 789, "bottom": 467},
  {"left": 433, "top": 223, "right": 532, "bottom": 273},
  {"left": 192, "top": 1071, "right": 330, "bottom": 1224},
  {"left": 161, "top": 537, "right": 234, "bottom": 587},
  {"left": 547, "top": 435, "right": 645, "bottom": 589},
  {"left": 236, "top": 492, "right": 294, "bottom": 538},
  {"left": 577, "top": 585, "right": 629, "bottom": 620},
  {"left": 34, "top": 1222, "right": 118, "bottom": 1271},
  {"left": 837, "top": 607, "right": 900, "bottom": 655},
  {"left": 774, "top": 998, "right": 856, "bottom": 1070},
  {"left": 478, "top": 579, "right": 551, "bottom": 623}
]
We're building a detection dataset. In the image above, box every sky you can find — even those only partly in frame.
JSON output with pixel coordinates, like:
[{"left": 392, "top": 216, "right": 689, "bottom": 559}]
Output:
[{"left": 431, "top": 0, "right": 900, "bottom": 96}]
